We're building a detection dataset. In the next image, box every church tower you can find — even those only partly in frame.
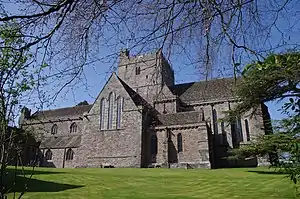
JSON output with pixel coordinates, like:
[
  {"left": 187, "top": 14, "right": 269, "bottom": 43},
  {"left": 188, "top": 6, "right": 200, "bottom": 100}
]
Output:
[{"left": 117, "top": 49, "right": 175, "bottom": 104}]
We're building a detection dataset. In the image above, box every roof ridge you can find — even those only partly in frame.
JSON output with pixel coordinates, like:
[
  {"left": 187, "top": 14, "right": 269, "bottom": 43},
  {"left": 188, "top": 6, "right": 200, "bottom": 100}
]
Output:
[
  {"left": 174, "top": 76, "right": 240, "bottom": 87},
  {"left": 172, "top": 77, "right": 239, "bottom": 104},
  {"left": 157, "top": 111, "right": 204, "bottom": 126},
  {"left": 162, "top": 111, "right": 202, "bottom": 116},
  {"left": 38, "top": 104, "right": 92, "bottom": 113}
]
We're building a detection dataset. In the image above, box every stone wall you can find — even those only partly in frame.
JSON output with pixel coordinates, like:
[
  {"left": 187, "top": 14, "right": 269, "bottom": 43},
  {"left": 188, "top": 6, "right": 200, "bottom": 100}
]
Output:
[
  {"left": 41, "top": 148, "right": 64, "bottom": 168},
  {"left": 22, "top": 118, "right": 84, "bottom": 138},
  {"left": 118, "top": 50, "right": 174, "bottom": 103},
  {"left": 190, "top": 101, "right": 268, "bottom": 168},
  {"left": 65, "top": 147, "right": 81, "bottom": 168},
  {"left": 19, "top": 49, "right": 272, "bottom": 169},
  {"left": 154, "top": 100, "right": 176, "bottom": 114},
  {"left": 76, "top": 74, "right": 144, "bottom": 168},
  {"left": 173, "top": 126, "right": 210, "bottom": 166},
  {"left": 154, "top": 124, "right": 211, "bottom": 168},
  {"left": 21, "top": 107, "right": 87, "bottom": 168},
  {"left": 40, "top": 147, "right": 79, "bottom": 168}
]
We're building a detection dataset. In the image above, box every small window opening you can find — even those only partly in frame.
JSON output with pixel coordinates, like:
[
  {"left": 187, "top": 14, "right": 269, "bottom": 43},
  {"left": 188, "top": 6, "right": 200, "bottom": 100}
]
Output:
[
  {"left": 163, "top": 104, "right": 167, "bottom": 114},
  {"left": 135, "top": 67, "right": 141, "bottom": 75},
  {"left": 177, "top": 133, "right": 183, "bottom": 153}
]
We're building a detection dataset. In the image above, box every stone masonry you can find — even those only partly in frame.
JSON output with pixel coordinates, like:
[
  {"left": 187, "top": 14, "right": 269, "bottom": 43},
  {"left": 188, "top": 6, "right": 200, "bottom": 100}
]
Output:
[{"left": 19, "top": 49, "right": 271, "bottom": 168}]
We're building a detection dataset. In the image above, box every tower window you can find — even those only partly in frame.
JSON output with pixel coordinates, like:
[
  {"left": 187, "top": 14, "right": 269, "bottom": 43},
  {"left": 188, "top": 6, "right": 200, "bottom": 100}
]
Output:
[{"left": 135, "top": 67, "right": 140, "bottom": 75}]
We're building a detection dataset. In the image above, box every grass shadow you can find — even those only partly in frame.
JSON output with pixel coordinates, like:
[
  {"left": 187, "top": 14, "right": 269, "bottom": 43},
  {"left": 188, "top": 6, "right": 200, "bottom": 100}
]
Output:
[
  {"left": 5, "top": 167, "right": 65, "bottom": 175},
  {"left": 4, "top": 168, "right": 83, "bottom": 194},
  {"left": 247, "top": 170, "right": 288, "bottom": 175},
  {"left": 6, "top": 175, "right": 83, "bottom": 193}
]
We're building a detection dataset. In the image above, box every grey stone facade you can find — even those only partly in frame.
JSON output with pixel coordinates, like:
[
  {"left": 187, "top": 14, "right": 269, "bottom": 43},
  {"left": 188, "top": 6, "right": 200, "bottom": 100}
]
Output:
[{"left": 20, "top": 49, "right": 271, "bottom": 168}]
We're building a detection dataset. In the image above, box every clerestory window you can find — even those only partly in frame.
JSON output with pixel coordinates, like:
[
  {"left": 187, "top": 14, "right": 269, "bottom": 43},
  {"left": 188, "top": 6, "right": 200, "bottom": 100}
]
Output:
[
  {"left": 51, "top": 124, "right": 58, "bottom": 135},
  {"left": 70, "top": 122, "right": 77, "bottom": 133}
]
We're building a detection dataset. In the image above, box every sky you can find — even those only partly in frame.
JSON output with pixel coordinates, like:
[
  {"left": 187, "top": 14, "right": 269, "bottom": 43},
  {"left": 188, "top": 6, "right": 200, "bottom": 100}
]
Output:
[
  {"left": 4, "top": 1, "right": 299, "bottom": 122},
  {"left": 37, "top": 37, "right": 293, "bottom": 122},
  {"left": 47, "top": 51, "right": 287, "bottom": 121}
]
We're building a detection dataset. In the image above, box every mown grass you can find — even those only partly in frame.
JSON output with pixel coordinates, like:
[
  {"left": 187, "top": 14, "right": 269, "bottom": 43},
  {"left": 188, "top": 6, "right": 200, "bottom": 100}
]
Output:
[{"left": 5, "top": 166, "right": 298, "bottom": 199}]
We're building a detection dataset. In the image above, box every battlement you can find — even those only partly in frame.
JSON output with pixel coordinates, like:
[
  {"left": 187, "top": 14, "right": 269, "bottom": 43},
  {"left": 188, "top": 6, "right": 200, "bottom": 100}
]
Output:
[
  {"left": 118, "top": 49, "right": 173, "bottom": 71},
  {"left": 119, "top": 49, "right": 162, "bottom": 67}
]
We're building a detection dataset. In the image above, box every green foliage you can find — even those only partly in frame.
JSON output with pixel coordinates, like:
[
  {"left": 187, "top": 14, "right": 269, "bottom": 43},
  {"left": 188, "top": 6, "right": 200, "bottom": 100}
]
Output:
[
  {"left": 76, "top": 100, "right": 89, "bottom": 106},
  {"left": 0, "top": 22, "right": 49, "bottom": 198},
  {"left": 286, "top": 141, "right": 300, "bottom": 185},
  {"left": 230, "top": 134, "right": 295, "bottom": 160},
  {"left": 0, "top": 22, "right": 48, "bottom": 116},
  {"left": 0, "top": 25, "right": 32, "bottom": 104},
  {"left": 228, "top": 52, "right": 300, "bottom": 189},
  {"left": 225, "top": 52, "right": 300, "bottom": 121}
]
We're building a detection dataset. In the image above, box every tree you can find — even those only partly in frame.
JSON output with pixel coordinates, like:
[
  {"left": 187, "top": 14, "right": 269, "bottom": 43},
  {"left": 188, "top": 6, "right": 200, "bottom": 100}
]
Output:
[
  {"left": 0, "top": 22, "right": 47, "bottom": 198},
  {"left": 226, "top": 52, "right": 300, "bottom": 187},
  {"left": 0, "top": 0, "right": 299, "bottom": 79},
  {"left": 76, "top": 100, "right": 89, "bottom": 106}
]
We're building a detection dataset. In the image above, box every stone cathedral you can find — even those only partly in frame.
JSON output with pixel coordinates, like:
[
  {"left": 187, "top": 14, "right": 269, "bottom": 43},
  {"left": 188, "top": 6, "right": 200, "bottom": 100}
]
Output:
[{"left": 19, "top": 49, "right": 271, "bottom": 169}]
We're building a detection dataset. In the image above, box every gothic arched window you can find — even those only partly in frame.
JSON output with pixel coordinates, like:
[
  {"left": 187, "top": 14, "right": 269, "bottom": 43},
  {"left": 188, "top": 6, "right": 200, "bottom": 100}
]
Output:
[
  {"left": 151, "top": 135, "right": 157, "bottom": 155},
  {"left": 107, "top": 92, "right": 114, "bottom": 129},
  {"left": 231, "top": 119, "right": 238, "bottom": 148},
  {"left": 70, "top": 122, "right": 77, "bottom": 133},
  {"left": 237, "top": 117, "right": 243, "bottom": 142},
  {"left": 116, "top": 96, "right": 123, "bottom": 129},
  {"left": 232, "top": 117, "right": 243, "bottom": 147},
  {"left": 221, "top": 121, "right": 227, "bottom": 145},
  {"left": 66, "top": 148, "right": 74, "bottom": 160},
  {"left": 100, "top": 98, "right": 105, "bottom": 130},
  {"left": 177, "top": 133, "right": 183, "bottom": 153},
  {"left": 45, "top": 149, "right": 52, "bottom": 160},
  {"left": 51, "top": 124, "right": 58, "bottom": 135},
  {"left": 163, "top": 104, "right": 167, "bottom": 114},
  {"left": 245, "top": 119, "right": 250, "bottom": 141},
  {"left": 212, "top": 109, "right": 218, "bottom": 134}
]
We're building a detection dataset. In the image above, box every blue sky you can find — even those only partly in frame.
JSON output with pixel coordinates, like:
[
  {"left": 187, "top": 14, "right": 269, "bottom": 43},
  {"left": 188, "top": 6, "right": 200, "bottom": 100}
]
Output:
[
  {"left": 39, "top": 33, "right": 291, "bottom": 122},
  {"left": 47, "top": 52, "right": 286, "bottom": 121},
  {"left": 4, "top": 1, "right": 297, "bottom": 122}
]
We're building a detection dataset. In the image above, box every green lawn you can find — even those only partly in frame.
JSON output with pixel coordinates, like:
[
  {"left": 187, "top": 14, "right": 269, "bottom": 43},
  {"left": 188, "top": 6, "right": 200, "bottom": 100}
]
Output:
[{"left": 5, "top": 167, "right": 298, "bottom": 199}]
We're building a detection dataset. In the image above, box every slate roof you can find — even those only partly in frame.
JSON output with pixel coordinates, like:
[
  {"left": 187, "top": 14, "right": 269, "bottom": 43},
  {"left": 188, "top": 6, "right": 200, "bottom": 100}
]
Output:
[
  {"left": 172, "top": 77, "right": 240, "bottom": 104},
  {"left": 30, "top": 105, "right": 92, "bottom": 120},
  {"left": 157, "top": 111, "right": 204, "bottom": 126},
  {"left": 40, "top": 135, "right": 81, "bottom": 149}
]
